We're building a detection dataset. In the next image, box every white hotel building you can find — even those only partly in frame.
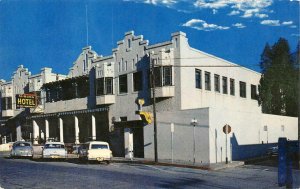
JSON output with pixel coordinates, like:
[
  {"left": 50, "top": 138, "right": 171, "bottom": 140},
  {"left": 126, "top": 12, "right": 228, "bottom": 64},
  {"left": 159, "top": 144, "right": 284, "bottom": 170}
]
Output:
[{"left": 0, "top": 31, "right": 298, "bottom": 163}]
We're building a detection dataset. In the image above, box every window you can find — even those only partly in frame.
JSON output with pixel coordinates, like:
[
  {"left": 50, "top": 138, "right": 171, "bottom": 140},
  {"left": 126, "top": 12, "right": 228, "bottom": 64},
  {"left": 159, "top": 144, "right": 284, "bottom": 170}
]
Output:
[
  {"left": 128, "top": 39, "right": 131, "bottom": 48},
  {"left": 154, "top": 67, "right": 162, "bottom": 87},
  {"left": 195, "top": 69, "right": 202, "bottom": 89},
  {"left": 119, "top": 74, "right": 128, "bottom": 94},
  {"left": 125, "top": 61, "right": 127, "bottom": 71},
  {"left": 281, "top": 125, "right": 285, "bottom": 132},
  {"left": 1, "top": 97, "right": 12, "bottom": 110},
  {"left": 251, "top": 84, "right": 257, "bottom": 100},
  {"left": 214, "top": 74, "right": 220, "bottom": 92},
  {"left": 132, "top": 59, "right": 135, "bottom": 69},
  {"left": 105, "top": 77, "right": 113, "bottom": 94},
  {"left": 96, "top": 78, "right": 104, "bottom": 95},
  {"left": 239, "top": 81, "right": 246, "bottom": 98},
  {"left": 121, "top": 58, "right": 124, "bottom": 71},
  {"left": 230, "top": 79, "right": 235, "bottom": 96},
  {"left": 118, "top": 62, "right": 121, "bottom": 72},
  {"left": 151, "top": 66, "right": 173, "bottom": 87},
  {"left": 222, "top": 76, "right": 228, "bottom": 94},
  {"left": 133, "top": 71, "right": 143, "bottom": 91},
  {"left": 163, "top": 66, "right": 172, "bottom": 86},
  {"left": 205, "top": 72, "right": 211, "bottom": 91}
]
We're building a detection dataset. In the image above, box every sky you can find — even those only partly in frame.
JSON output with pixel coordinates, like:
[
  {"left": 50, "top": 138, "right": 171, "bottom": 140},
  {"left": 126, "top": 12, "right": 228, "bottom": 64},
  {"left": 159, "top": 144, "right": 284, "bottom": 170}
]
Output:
[{"left": 0, "top": 0, "right": 299, "bottom": 81}]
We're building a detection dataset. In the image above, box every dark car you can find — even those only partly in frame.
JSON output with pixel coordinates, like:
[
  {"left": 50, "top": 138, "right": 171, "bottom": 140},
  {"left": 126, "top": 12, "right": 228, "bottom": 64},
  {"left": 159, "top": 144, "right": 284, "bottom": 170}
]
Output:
[
  {"left": 267, "top": 146, "right": 278, "bottom": 156},
  {"left": 10, "top": 141, "right": 33, "bottom": 159}
]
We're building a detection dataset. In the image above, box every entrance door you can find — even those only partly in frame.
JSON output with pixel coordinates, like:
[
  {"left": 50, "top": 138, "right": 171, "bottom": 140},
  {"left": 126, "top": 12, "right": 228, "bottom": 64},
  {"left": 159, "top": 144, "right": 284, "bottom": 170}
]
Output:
[{"left": 133, "top": 128, "right": 144, "bottom": 158}]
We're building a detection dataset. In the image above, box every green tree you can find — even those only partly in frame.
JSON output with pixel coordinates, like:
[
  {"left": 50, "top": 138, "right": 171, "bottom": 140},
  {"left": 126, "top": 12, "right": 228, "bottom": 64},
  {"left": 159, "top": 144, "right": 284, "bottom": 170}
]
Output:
[{"left": 258, "top": 38, "right": 298, "bottom": 117}]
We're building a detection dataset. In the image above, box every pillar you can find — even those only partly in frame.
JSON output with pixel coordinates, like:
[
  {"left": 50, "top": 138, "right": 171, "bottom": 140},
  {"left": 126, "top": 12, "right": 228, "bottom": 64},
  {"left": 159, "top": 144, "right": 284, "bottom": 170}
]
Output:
[
  {"left": 45, "top": 119, "right": 49, "bottom": 142},
  {"left": 75, "top": 116, "right": 79, "bottom": 144},
  {"left": 59, "top": 117, "right": 64, "bottom": 143},
  {"left": 92, "top": 114, "right": 96, "bottom": 140},
  {"left": 16, "top": 122, "right": 22, "bottom": 141},
  {"left": 33, "top": 120, "right": 39, "bottom": 144}
]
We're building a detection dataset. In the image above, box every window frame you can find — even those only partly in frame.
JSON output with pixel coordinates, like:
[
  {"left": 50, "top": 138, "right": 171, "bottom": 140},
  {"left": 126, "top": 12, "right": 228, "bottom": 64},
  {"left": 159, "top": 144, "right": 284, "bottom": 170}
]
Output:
[
  {"left": 119, "top": 74, "right": 128, "bottom": 94},
  {"left": 222, "top": 76, "right": 228, "bottom": 94},
  {"left": 195, "top": 69, "right": 202, "bottom": 89},
  {"left": 214, "top": 74, "right": 220, "bottom": 92},
  {"left": 205, "top": 72, "right": 211, "bottom": 91},
  {"left": 239, "top": 81, "right": 246, "bottom": 98}
]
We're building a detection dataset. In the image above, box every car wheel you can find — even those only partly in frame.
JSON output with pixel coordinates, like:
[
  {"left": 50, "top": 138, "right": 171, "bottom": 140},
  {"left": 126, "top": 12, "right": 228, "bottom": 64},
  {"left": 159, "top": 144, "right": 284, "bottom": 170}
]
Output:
[{"left": 106, "top": 161, "right": 110, "bottom": 164}]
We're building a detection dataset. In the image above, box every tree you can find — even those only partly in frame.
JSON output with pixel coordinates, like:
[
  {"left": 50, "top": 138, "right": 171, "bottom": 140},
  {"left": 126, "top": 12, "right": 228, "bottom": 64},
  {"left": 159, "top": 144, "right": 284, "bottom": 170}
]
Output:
[{"left": 258, "top": 38, "right": 298, "bottom": 117}]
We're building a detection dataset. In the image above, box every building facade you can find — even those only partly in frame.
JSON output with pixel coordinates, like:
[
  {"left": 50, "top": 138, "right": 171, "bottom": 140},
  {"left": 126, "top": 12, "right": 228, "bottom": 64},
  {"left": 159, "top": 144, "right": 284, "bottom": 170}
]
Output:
[{"left": 0, "top": 31, "right": 298, "bottom": 163}]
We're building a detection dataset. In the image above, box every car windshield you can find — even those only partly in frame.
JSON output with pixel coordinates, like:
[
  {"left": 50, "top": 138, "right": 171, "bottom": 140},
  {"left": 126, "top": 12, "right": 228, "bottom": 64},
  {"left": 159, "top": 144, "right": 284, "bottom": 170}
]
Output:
[
  {"left": 15, "top": 143, "right": 31, "bottom": 147},
  {"left": 44, "top": 144, "right": 65, "bottom": 149},
  {"left": 91, "top": 144, "right": 108, "bottom": 149}
]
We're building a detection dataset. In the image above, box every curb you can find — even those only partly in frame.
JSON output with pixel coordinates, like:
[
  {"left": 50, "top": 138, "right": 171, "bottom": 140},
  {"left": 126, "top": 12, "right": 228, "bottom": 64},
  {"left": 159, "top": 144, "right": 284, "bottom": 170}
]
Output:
[{"left": 111, "top": 159, "right": 245, "bottom": 171}]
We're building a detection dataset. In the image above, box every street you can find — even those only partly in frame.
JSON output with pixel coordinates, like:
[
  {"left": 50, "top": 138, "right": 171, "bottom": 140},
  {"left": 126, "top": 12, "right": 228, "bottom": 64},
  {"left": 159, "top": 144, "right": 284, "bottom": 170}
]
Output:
[{"left": 1, "top": 153, "right": 299, "bottom": 189}]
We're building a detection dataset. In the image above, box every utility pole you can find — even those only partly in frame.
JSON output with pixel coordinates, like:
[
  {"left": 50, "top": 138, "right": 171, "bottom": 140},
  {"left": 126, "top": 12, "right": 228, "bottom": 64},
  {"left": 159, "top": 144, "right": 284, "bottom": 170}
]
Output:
[{"left": 151, "top": 58, "right": 158, "bottom": 163}]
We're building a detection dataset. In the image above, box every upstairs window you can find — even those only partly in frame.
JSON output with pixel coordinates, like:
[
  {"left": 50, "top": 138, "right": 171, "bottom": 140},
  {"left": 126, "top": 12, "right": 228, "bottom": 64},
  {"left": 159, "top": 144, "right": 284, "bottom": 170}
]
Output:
[
  {"left": 239, "top": 81, "right": 246, "bottom": 98},
  {"left": 230, "top": 79, "right": 235, "bottom": 96},
  {"left": 133, "top": 71, "right": 143, "bottom": 91},
  {"left": 151, "top": 66, "right": 173, "bottom": 87},
  {"left": 1, "top": 97, "right": 12, "bottom": 110},
  {"left": 251, "top": 84, "right": 257, "bottom": 100},
  {"left": 214, "top": 74, "right": 220, "bottom": 92},
  {"left": 205, "top": 72, "right": 211, "bottom": 91},
  {"left": 163, "top": 66, "right": 172, "bottom": 86},
  {"left": 119, "top": 74, "right": 128, "bottom": 94},
  {"left": 195, "top": 69, "right": 202, "bottom": 89},
  {"left": 222, "top": 76, "right": 228, "bottom": 94},
  {"left": 105, "top": 78, "right": 113, "bottom": 95},
  {"left": 96, "top": 78, "right": 104, "bottom": 95},
  {"left": 128, "top": 39, "right": 131, "bottom": 48}
]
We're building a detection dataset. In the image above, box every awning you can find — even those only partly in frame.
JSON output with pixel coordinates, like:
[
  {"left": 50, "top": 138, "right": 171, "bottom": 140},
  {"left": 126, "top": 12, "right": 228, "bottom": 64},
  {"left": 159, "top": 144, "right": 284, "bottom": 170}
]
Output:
[{"left": 113, "top": 120, "right": 146, "bottom": 129}]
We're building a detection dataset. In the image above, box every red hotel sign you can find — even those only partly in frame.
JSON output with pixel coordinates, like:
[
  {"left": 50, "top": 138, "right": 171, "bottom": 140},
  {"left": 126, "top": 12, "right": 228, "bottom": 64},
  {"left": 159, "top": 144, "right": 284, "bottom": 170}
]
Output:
[{"left": 16, "top": 94, "right": 37, "bottom": 108}]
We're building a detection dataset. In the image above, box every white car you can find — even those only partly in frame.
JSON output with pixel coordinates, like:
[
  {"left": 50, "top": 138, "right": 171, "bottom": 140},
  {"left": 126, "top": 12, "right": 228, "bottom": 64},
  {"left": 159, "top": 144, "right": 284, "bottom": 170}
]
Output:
[
  {"left": 79, "top": 141, "right": 112, "bottom": 163},
  {"left": 42, "top": 142, "right": 67, "bottom": 159}
]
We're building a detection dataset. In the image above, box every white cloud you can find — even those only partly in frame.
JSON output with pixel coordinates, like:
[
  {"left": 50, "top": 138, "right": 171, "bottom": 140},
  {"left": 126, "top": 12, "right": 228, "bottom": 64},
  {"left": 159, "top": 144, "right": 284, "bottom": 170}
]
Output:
[
  {"left": 194, "top": 0, "right": 273, "bottom": 10},
  {"left": 260, "top": 20, "right": 280, "bottom": 26},
  {"left": 228, "top": 10, "right": 240, "bottom": 16},
  {"left": 212, "top": 9, "right": 218, "bottom": 14},
  {"left": 182, "top": 19, "right": 230, "bottom": 31},
  {"left": 194, "top": 0, "right": 273, "bottom": 19},
  {"left": 282, "top": 21, "right": 293, "bottom": 25},
  {"left": 290, "top": 25, "right": 297, "bottom": 28},
  {"left": 125, "top": 0, "right": 177, "bottom": 6},
  {"left": 255, "top": 13, "right": 268, "bottom": 18},
  {"left": 145, "top": 0, "right": 177, "bottom": 6},
  {"left": 291, "top": 33, "right": 300, "bottom": 37},
  {"left": 232, "top": 23, "right": 246, "bottom": 29}
]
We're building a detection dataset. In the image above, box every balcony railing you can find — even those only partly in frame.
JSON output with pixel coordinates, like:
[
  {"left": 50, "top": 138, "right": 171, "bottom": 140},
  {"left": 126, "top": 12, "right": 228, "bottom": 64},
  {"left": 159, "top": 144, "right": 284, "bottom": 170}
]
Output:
[{"left": 96, "top": 95, "right": 115, "bottom": 105}]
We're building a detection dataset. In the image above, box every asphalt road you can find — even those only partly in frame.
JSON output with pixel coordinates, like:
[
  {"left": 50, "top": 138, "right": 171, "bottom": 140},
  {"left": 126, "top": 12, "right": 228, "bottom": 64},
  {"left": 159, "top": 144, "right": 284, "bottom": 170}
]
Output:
[{"left": 0, "top": 153, "right": 299, "bottom": 189}]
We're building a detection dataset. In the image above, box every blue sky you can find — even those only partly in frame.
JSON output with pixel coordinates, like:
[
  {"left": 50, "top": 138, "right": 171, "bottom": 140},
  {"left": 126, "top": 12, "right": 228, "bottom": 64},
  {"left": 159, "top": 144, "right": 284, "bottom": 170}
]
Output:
[{"left": 0, "top": 0, "right": 299, "bottom": 81}]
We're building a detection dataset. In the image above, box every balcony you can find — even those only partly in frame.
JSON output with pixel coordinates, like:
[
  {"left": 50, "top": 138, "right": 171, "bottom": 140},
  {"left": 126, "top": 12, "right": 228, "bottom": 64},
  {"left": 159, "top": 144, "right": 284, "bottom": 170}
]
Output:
[
  {"left": 96, "top": 95, "right": 115, "bottom": 105},
  {"left": 2, "top": 110, "right": 14, "bottom": 117},
  {"left": 44, "top": 98, "right": 88, "bottom": 114},
  {"left": 151, "top": 86, "right": 175, "bottom": 98}
]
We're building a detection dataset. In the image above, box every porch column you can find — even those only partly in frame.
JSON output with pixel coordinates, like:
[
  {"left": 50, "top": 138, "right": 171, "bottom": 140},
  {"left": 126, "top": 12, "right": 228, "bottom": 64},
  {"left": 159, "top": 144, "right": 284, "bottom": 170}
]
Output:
[
  {"left": 33, "top": 120, "right": 39, "bottom": 144},
  {"left": 45, "top": 119, "right": 49, "bottom": 141},
  {"left": 16, "top": 122, "right": 22, "bottom": 141},
  {"left": 124, "top": 128, "right": 134, "bottom": 159},
  {"left": 59, "top": 117, "right": 64, "bottom": 142},
  {"left": 92, "top": 114, "right": 96, "bottom": 140},
  {"left": 74, "top": 116, "right": 79, "bottom": 144}
]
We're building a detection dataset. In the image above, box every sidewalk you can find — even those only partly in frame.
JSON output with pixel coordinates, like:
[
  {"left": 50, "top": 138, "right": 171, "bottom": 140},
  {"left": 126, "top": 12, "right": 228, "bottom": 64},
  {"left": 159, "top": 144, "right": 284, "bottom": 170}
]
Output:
[{"left": 111, "top": 157, "right": 244, "bottom": 171}]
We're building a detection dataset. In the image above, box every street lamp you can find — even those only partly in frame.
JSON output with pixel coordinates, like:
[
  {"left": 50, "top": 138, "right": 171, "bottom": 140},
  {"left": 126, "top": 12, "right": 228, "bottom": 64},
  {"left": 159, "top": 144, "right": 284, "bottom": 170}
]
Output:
[{"left": 190, "top": 118, "right": 198, "bottom": 164}]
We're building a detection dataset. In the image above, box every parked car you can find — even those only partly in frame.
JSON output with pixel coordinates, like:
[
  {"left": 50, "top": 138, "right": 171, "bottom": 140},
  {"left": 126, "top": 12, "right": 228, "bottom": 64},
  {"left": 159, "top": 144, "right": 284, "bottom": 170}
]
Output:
[
  {"left": 10, "top": 141, "right": 33, "bottom": 159},
  {"left": 42, "top": 142, "right": 67, "bottom": 159},
  {"left": 267, "top": 146, "right": 278, "bottom": 156},
  {"left": 79, "top": 141, "right": 112, "bottom": 163}
]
